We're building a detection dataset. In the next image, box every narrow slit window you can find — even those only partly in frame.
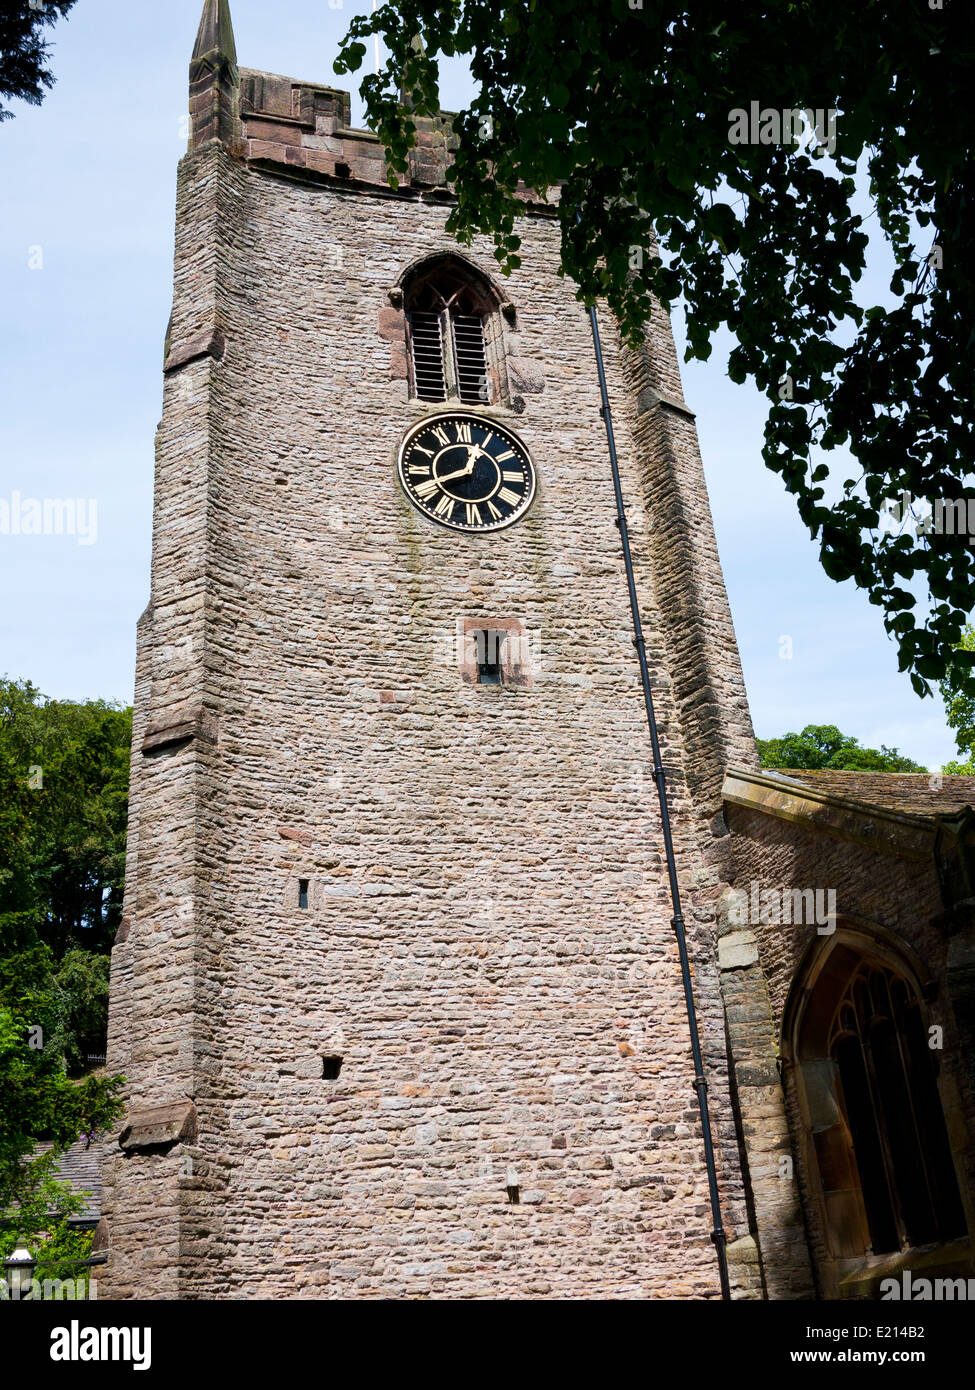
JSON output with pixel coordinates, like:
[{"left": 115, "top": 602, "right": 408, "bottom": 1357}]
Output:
[
  {"left": 298, "top": 879, "right": 309, "bottom": 909},
  {"left": 476, "top": 630, "right": 503, "bottom": 685}
]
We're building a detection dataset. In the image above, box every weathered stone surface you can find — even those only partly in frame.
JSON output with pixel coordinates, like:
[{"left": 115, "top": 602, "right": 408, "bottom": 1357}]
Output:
[
  {"left": 506, "top": 356, "right": 546, "bottom": 394},
  {"left": 164, "top": 326, "right": 226, "bottom": 374},
  {"left": 141, "top": 708, "right": 218, "bottom": 754},
  {"left": 718, "top": 931, "right": 759, "bottom": 970},
  {"left": 719, "top": 767, "right": 975, "bottom": 1299},
  {"left": 119, "top": 1101, "right": 198, "bottom": 1152}
]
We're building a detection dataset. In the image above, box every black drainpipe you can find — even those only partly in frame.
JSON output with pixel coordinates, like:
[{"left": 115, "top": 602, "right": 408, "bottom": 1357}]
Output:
[{"left": 585, "top": 298, "right": 731, "bottom": 1301}]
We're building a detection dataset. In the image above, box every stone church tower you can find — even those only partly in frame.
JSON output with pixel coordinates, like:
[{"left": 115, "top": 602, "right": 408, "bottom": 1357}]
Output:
[{"left": 100, "top": 0, "right": 764, "bottom": 1299}]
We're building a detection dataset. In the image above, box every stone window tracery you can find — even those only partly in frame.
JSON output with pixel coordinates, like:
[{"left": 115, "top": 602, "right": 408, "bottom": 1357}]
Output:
[
  {"left": 792, "top": 937, "right": 967, "bottom": 1277},
  {"left": 403, "top": 257, "right": 503, "bottom": 406}
]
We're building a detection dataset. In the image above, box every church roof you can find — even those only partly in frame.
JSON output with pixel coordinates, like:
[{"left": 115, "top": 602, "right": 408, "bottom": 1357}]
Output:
[
  {"left": 722, "top": 766, "right": 975, "bottom": 862},
  {"left": 33, "top": 1138, "right": 103, "bottom": 1225},
  {"left": 770, "top": 769, "right": 975, "bottom": 818}
]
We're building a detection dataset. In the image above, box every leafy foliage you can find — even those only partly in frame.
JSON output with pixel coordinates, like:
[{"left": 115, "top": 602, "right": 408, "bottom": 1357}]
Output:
[
  {"left": 54, "top": 949, "right": 112, "bottom": 1075},
  {"left": 336, "top": 1, "right": 975, "bottom": 699},
  {"left": 0, "top": 992, "right": 123, "bottom": 1279},
  {"left": 0, "top": 1, "right": 77, "bottom": 122},
  {"left": 0, "top": 678, "right": 131, "bottom": 960},
  {"left": 940, "top": 756, "right": 975, "bottom": 776},
  {"left": 757, "top": 724, "right": 926, "bottom": 773},
  {"left": 938, "top": 624, "right": 975, "bottom": 773},
  {"left": 0, "top": 1142, "right": 99, "bottom": 1290},
  {"left": 0, "top": 680, "right": 128, "bottom": 1281}
]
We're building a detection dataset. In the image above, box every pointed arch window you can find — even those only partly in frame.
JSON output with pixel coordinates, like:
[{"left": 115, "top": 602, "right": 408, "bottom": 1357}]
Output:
[
  {"left": 404, "top": 259, "right": 498, "bottom": 406},
  {"left": 828, "top": 962, "right": 965, "bottom": 1253},
  {"left": 793, "top": 940, "right": 967, "bottom": 1272}
]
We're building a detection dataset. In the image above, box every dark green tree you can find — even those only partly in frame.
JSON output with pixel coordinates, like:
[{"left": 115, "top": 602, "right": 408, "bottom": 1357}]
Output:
[
  {"left": 757, "top": 724, "right": 926, "bottom": 773},
  {"left": 937, "top": 624, "right": 975, "bottom": 774},
  {"left": 0, "top": 1, "right": 77, "bottom": 123},
  {"left": 0, "top": 680, "right": 127, "bottom": 1286},
  {"left": 55, "top": 949, "right": 112, "bottom": 1075},
  {"left": 0, "top": 983, "right": 123, "bottom": 1285},
  {"left": 337, "top": 0, "right": 975, "bottom": 701},
  {"left": 0, "top": 678, "right": 131, "bottom": 961}
]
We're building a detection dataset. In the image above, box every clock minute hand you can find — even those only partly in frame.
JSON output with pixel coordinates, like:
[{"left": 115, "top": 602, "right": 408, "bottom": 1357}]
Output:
[{"left": 469, "top": 444, "right": 498, "bottom": 467}]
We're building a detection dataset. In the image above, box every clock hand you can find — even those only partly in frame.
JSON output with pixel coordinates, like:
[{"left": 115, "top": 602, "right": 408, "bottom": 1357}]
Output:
[
  {"left": 469, "top": 444, "right": 498, "bottom": 467},
  {"left": 436, "top": 462, "right": 475, "bottom": 484},
  {"left": 436, "top": 446, "right": 482, "bottom": 485}
]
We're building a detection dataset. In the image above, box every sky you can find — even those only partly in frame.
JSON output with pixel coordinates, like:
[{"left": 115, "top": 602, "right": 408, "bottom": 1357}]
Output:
[{"left": 0, "top": 0, "right": 959, "bottom": 770}]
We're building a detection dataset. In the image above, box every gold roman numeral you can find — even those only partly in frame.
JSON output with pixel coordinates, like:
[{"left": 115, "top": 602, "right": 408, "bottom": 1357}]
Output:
[
  {"left": 498, "top": 486, "right": 520, "bottom": 507},
  {"left": 409, "top": 464, "right": 431, "bottom": 477},
  {"left": 415, "top": 479, "right": 439, "bottom": 500},
  {"left": 413, "top": 445, "right": 434, "bottom": 458},
  {"left": 501, "top": 469, "right": 522, "bottom": 482},
  {"left": 455, "top": 421, "right": 472, "bottom": 443},
  {"left": 431, "top": 425, "right": 450, "bottom": 446},
  {"left": 465, "top": 502, "right": 481, "bottom": 527},
  {"left": 434, "top": 493, "right": 454, "bottom": 518},
  {"left": 486, "top": 500, "right": 502, "bottom": 520},
  {"left": 496, "top": 449, "right": 516, "bottom": 461}
]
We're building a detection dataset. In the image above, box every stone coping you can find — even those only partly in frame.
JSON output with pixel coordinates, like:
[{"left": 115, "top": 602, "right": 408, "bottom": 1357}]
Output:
[{"left": 722, "top": 766, "right": 934, "bottom": 863}]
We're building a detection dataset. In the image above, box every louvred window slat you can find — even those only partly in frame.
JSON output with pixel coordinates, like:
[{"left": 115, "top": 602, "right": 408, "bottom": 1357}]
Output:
[
  {"left": 409, "top": 311, "right": 447, "bottom": 401},
  {"left": 404, "top": 260, "right": 496, "bottom": 405}
]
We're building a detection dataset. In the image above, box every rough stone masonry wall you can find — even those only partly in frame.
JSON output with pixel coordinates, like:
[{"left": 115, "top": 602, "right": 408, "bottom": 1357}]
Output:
[
  {"left": 725, "top": 802, "right": 975, "bottom": 1296},
  {"left": 102, "top": 101, "right": 763, "bottom": 1296}
]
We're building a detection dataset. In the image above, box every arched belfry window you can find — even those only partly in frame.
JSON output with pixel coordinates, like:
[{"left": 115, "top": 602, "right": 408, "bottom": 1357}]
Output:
[
  {"left": 791, "top": 937, "right": 967, "bottom": 1272},
  {"left": 403, "top": 258, "right": 500, "bottom": 405}
]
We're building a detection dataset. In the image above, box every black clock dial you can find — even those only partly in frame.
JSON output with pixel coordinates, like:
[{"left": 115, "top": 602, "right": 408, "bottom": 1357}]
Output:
[{"left": 397, "top": 413, "right": 537, "bottom": 533}]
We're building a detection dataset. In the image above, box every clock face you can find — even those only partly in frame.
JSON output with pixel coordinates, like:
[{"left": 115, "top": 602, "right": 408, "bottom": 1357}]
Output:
[{"left": 397, "top": 413, "right": 537, "bottom": 533}]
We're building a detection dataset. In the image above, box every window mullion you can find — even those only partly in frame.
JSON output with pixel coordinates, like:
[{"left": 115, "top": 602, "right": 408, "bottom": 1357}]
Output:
[
  {"left": 884, "top": 975, "right": 940, "bottom": 1238},
  {"left": 857, "top": 1014, "right": 910, "bottom": 1251},
  {"left": 442, "top": 310, "right": 459, "bottom": 399}
]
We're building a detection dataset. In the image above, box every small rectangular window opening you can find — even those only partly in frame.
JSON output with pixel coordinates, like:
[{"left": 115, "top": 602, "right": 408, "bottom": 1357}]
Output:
[
  {"left": 322, "top": 1055, "right": 343, "bottom": 1080},
  {"left": 298, "top": 879, "right": 309, "bottom": 909},
  {"left": 335, "top": 161, "right": 351, "bottom": 178},
  {"left": 476, "top": 629, "right": 503, "bottom": 686}
]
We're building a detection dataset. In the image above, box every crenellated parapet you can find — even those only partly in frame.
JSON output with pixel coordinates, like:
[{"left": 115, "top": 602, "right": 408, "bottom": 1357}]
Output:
[
  {"left": 188, "top": 0, "right": 461, "bottom": 190},
  {"left": 237, "top": 68, "right": 411, "bottom": 187}
]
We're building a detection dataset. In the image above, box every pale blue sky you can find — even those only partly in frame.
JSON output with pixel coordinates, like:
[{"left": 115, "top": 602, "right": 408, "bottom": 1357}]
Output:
[{"left": 0, "top": 0, "right": 958, "bottom": 768}]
